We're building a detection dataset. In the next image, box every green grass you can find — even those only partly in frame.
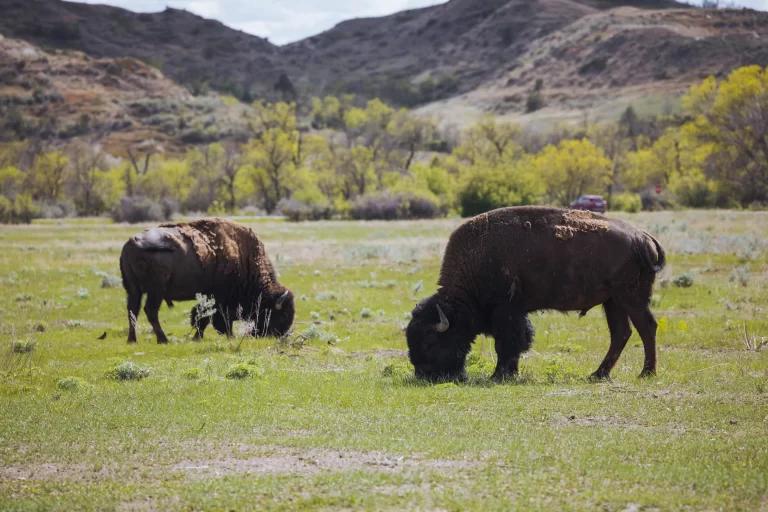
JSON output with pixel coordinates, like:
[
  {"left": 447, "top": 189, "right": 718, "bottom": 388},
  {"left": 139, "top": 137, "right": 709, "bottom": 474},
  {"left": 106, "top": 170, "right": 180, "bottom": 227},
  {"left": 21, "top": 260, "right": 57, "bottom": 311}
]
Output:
[{"left": 1, "top": 211, "right": 767, "bottom": 510}]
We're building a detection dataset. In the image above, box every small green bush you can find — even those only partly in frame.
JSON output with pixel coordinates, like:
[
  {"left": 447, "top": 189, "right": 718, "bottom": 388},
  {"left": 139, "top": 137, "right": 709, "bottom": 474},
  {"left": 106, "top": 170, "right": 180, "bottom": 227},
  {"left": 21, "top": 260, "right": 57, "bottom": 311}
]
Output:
[
  {"left": 465, "top": 353, "right": 495, "bottom": 374},
  {"left": 542, "top": 356, "right": 580, "bottom": 383},
  {"left": 225, "top": 362, "right": 260, "bottom": 380},
  {"left": 301, "top": 325, "right": 338, "bottom": 344},
  {"left": 13, "top": 340, "right": 36, "bottom": 354},
  {"left": 57, "top": 376, "right": 88, "bottom": 391},
  {"left": 105, "top": 361, "right": 150, "bottom": 381},
  {"left": 382, "top": 361, "right": 412, "bottom": 379},
  {"left": 182, "top": 367, "right": 202, "bottom": 380},
  {"left": 552, "top": 342, "right": 585, "bottom": 353},
  {"left": 610, "top": 192, "right": 642, "bottom": 213},
  {"left": 360, "top": 308, "right": 373, "bottom": 319},
  {"left": 673, "top": 272, "right": 695, "bottom": 288}
]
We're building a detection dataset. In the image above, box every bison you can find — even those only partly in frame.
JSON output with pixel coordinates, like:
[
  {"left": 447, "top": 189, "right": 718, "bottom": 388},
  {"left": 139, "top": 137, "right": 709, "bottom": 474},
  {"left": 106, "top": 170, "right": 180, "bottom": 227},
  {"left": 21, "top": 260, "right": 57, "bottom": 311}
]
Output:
[
  {"left": 120, "top": 217, "right": 295, "bottom": 343},
  {"left": 406, "top": 206, "right": 666, "bottom": 382}
]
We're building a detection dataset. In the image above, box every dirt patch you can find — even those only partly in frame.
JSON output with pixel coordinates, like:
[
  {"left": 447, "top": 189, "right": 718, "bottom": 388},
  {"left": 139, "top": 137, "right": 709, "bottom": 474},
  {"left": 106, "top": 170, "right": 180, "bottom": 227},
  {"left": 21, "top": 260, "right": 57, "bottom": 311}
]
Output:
[
  {"left": 172, "top": 448, "right": 474, "bottom": 479},
  {"left": 555, "top": 210, "right": 610, "bottom": 240},
  {"left": 0, "top": 448, "right": 475, "bottom": 485}
]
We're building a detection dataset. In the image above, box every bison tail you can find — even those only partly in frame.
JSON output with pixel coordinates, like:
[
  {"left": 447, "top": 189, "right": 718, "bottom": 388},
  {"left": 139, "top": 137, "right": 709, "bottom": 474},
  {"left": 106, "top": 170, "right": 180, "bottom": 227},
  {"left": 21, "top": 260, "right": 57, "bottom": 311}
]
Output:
[{"left": 639, "top": 232, "right": 666, "bottom": 274}]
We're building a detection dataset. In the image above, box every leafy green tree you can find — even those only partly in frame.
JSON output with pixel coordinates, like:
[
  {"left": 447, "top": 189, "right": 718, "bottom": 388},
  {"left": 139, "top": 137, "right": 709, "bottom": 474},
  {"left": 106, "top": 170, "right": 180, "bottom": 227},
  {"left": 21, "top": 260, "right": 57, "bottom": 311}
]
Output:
[
  {"left": 533, "top": 138, "right": 612, "bottom": 206},
  {"left": 683, "top": 65, "right": 768, "bottom": 205}
]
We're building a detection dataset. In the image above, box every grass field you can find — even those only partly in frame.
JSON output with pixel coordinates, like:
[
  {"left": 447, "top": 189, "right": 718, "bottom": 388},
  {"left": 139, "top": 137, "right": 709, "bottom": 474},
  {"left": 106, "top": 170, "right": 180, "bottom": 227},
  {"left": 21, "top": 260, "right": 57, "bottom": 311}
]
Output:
[{"left": 1, "top": 211, "right": 767, "bottom": 511}]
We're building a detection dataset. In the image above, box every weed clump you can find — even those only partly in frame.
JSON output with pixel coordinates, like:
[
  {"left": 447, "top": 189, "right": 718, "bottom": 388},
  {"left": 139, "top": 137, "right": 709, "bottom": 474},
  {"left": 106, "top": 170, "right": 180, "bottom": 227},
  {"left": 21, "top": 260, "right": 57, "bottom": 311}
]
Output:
[
  {"left": 542, "top": 356, "right": 580, "bottom": 383},
  {"left": 729, "top": 264, "right": 751, "bottom": 287},
  {"left": 466, "top": 353, "right": 495, "bottom": 375},
  {"left": 182, "top": 367, "right": 202, "bottom": 380},
  {"left": 382, "top": 361, "right": 412, "bottom": 379},
  {"left": 12, "top": 340, "right": 36, "bottom": 354},
  {"left": 57, "top": 376, "right": 88, "bottom": 391},
  {"left": 360, "top": 308, "right": 373, "bottom": 319},
  {"left": 96, "top": 271, "right": 121, "bottom": 289},
  {"left": 76, "top": 287, "right": 90, "bottom": 299},
  {"left": 672, "top": 272, "right": 695, "bottom": 288},
  {"left": 301, "top": 325, "right": 338, "bottom": 345},
  {"left": 105, "top": 361, "right": 150, "bottom": 381},
  {"left": 552, "top": 342, "right": 585, "bottom": 353},
  {"left": 225, "top": 362, "right": 261, "bottom": 380}
]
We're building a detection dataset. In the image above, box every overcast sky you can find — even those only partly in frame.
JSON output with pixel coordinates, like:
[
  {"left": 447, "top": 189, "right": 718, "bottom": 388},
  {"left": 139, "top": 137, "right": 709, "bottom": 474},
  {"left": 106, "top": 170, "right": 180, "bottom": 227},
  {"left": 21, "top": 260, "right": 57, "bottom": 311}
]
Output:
[{"left": 77, "top": 0, "right": 768, "bottom": 45}]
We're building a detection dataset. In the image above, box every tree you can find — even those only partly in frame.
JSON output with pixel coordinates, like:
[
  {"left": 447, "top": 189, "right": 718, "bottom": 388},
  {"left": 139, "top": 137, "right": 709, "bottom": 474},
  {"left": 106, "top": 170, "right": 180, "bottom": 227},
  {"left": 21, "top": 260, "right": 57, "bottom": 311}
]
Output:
[
  {"left": 533, "top": 139, "right": 613, "bottom": 206},
  {"left": 683, "top": 65, "right": 768, "bottom": 205},
  {"left": 27, "top": 151, "right": 68, "bottom": 202},
  {"left": 219, "top": 144, "right": 247, "bottom": 212},
  {"left": 454, "top": 117, "right": 524, "bottom": 166},
  {"left": 68, "top": 143, "right": 111, "bottom": 215}
]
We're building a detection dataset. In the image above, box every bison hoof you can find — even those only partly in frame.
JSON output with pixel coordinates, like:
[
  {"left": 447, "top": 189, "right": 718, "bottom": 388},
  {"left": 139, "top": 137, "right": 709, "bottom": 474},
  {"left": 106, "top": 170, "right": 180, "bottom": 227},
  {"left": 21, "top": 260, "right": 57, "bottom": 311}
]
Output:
[
  {"left": 491, "top": 371, "right": 518, "bottom": 383},
  {"left": 588, "top": 371, "right": 612, "bottom": 382},
  {"left": 157, "top": 337, "right": 169, "bottom": 344},
  {"left": 638, "top": 368, "right": 656, "bottom": 378},
  {"left": 127, "top": 339, "right": 137, "bottom": 344}
]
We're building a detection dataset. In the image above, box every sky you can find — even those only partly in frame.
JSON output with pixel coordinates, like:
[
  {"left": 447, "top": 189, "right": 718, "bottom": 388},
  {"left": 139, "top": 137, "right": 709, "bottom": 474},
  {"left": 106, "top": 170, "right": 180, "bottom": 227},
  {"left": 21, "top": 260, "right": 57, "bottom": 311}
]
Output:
[{"left": 78, "top": 0, "right": 768, "bottom": 45}]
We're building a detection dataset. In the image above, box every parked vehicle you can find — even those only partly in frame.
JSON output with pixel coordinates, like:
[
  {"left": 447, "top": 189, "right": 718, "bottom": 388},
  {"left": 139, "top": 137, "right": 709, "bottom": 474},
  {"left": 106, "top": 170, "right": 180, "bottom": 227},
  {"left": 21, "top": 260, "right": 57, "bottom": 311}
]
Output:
[{"left": 570, "top": 195, "right": 607, "bottom": 213}]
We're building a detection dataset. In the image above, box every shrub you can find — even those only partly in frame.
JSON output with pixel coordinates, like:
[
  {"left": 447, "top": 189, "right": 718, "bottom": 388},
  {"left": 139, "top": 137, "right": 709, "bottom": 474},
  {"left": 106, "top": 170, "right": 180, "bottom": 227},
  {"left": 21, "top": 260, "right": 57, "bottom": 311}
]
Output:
[
  {"left": 360, "top": 308, "right": 373, "bottom": 319},
  {"left": 350, "top": 191, "right": 440, "bottom": 221},
  {"left": 465, "top": 353, "right": 495, "bottom": 374},
  {"left": 525, "top": 90, "right": 545, "bottom": 113},
  {"left": 278, "top": 199, "right": 334, "bottom": 222},
  {"left": 459, "top": 166, "right": 538, "bottom": 217},
  {"left": 301, "top": 325, "right": 338, "bottom": 344},
  {"left": 729, "top": 264, "right": 751, "bottom": 287},
  {"left": 672, "top": 272, "right": 695, "bottom": 288},
  {"left": 111, "top": 196, "right": 170, "bottom": 223},
  {"left": 39, "top": 200, "right": 77, "bottom": 219},
  {"left": 57, "top": 376, "right": 88, "bottom": 391},
  {"left": 382, "top": 361, "right": 412, "bottom": 379},
  {"left": 610, "top": 192, "right": 642, "bottom": 213},
  {"left": 225, "top": 362, "right": 258, "bottom": 380},
  {"left": 105, "top": 361, "right": 150, "bottom": 381},
  {"left": 0, "top": 194, "right": 40, "bottom": 224},
  {"left": 13, "top": 340, "right": 36, "bottom": 354},
  {"left": 96, "top": 271, "right": 121, "bottom": 289},
  {"left": 542, "top": 356, "right": 580, "bottom": 383},
  {"left": 182, "top": 367, "right": 203, "bottom": 380}
]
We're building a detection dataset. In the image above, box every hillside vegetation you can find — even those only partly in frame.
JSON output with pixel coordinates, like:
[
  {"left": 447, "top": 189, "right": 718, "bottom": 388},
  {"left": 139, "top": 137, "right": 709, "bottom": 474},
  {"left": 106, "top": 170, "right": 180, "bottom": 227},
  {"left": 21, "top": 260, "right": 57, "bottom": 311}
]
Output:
[{"left": 2, "top": 64, "right": 767, "bottom": 223}]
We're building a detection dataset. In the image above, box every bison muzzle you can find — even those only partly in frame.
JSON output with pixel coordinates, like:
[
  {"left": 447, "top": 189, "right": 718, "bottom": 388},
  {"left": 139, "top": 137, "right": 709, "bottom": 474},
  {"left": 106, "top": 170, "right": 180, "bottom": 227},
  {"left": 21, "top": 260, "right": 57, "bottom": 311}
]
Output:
[
  {"left": 119, "top": 217, "right": 295, "bottom": 343},
  {"left": 406, "top": 206, "right": 666, "bottom": 382}
]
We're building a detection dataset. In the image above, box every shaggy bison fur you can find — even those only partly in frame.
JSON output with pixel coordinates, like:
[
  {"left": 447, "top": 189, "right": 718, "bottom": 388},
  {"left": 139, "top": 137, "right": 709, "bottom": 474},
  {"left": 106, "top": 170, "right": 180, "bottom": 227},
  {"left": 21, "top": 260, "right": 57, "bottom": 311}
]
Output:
[
  {"left": 120, "top": 217, "right": 295, "bottom": 343},
  {"left": 406, "top": 206, "right": 666, "bottom": 382}
]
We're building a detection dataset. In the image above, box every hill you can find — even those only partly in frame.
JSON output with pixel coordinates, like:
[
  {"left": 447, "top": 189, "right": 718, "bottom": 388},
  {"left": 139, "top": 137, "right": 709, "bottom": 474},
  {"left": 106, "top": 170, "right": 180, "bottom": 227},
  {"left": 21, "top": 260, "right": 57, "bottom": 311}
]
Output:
[
  {"left": 0, "top": 34, "right": 253, "bottom": 154},
  {"left": 1, "top": 0, "right": 768, "bottom": 136},
  {"left": 417, "top": 6, "right": 768, "bottom": 129},
  {"left": 0, "top": 0, "right": 690, "bottom": 106}
]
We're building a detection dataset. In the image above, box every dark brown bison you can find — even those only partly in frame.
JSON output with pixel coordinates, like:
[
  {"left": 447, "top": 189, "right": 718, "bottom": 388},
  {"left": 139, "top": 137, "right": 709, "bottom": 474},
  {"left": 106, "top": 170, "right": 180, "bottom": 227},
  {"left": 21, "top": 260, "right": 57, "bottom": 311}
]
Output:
[
  {"left": 120, "top": 217, "right": 295, "bottom": 343},
  {"left": 406, "top": 206, "right": 666, "bottom": 382}
]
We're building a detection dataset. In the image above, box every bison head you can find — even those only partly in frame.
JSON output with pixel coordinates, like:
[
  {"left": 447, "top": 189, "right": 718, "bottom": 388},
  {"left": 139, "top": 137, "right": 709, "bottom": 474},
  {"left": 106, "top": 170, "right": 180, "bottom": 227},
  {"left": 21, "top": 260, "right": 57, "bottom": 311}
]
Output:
[
  {"left": 254, "top": 287, "right": 295, "bottom": 337},
  {"left": 406, "top": 294, "right": 476, "bottom": 382}
]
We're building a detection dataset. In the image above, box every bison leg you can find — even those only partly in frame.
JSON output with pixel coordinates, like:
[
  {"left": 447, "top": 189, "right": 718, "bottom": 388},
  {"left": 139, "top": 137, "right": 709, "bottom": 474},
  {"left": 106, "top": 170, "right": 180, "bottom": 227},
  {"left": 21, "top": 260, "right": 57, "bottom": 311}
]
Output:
[
  {"left": 126, "top": 292, "right": 142, "bottom": 343},
  {"left": 627, "top": 306, "right": 658, "bottom": 378},
  {"left": 143, "top": 293, "right": 169, "bottom": 344},
  {"left": 591, "top": 298, "right": 632, "bottom": 381},
  {"left": 212, "top": 311, "right": 231, "bottom": 337},
  {"left": 490, "top": 306, "right": 533, "bottom": 381}
]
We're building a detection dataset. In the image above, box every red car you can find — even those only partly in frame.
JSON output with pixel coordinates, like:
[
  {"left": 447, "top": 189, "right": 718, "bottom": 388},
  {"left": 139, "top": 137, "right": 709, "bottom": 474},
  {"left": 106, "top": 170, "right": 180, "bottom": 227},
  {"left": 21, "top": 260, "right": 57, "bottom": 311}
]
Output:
[{"left": 570, "top": 195, "right": 607, "bottom": 213}]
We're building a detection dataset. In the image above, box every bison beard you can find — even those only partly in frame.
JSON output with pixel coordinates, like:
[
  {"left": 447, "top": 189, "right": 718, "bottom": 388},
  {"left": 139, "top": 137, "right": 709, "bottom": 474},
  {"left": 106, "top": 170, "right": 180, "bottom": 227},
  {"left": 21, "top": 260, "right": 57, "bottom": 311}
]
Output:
[
  {"left": 120, "top": 217, "right": 295, "bottom": 343},
  {"left": 406, "top": 206, "right": 666, "bottom": 382}
]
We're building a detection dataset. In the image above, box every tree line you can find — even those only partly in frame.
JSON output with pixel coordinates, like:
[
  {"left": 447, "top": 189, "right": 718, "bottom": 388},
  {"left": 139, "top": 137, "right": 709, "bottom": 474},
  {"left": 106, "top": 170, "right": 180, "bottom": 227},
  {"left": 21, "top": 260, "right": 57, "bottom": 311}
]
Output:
[{"left": 1, "top": 65, "right": 766, "bottom": 223}]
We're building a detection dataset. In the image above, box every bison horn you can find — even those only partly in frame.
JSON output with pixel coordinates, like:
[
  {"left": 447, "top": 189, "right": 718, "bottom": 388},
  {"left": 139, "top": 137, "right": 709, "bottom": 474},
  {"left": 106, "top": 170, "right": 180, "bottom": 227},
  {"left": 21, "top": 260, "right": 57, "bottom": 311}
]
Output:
[
  {"left": 275, "top": 290, "right": 290, "bottom": 310},
  {"left": 435, "top": 304, "right": 449, "bottom": 332}
]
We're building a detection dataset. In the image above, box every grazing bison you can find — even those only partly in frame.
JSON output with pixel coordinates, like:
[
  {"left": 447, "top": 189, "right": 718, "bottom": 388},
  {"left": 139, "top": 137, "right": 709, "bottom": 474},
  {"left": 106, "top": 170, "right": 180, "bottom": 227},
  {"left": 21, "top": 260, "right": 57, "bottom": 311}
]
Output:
[
  {"left": 120, "top": 218, "right": 295, "bottom": 343},
  {"left": 406, "top": 206, "right": 666, "bottom": 382}
]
